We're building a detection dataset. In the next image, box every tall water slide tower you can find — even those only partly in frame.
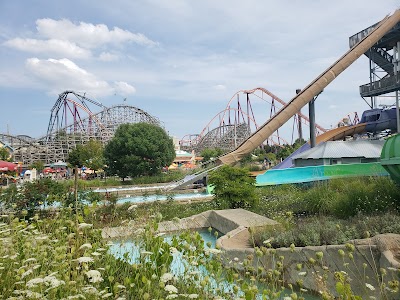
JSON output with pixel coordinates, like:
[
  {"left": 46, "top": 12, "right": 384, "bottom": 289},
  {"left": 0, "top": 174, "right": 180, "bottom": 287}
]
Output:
[{"left": 351, "top": 20, "right": 400, "bottom": 117}]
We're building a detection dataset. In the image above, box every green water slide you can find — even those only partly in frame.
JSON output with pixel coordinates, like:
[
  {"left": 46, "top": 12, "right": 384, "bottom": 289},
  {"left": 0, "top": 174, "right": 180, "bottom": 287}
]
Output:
[{"left": 381, "top": 134, "right": 400, "bottom": 183}]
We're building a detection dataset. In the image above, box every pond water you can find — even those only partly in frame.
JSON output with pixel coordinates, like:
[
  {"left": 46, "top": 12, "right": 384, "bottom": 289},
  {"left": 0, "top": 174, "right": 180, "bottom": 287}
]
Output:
[
  {"left": 116, "top": 192, "right": 212, "bottom": 204},
  {"left": 109, "top": 228, "right": 319, "bottom": 300}
]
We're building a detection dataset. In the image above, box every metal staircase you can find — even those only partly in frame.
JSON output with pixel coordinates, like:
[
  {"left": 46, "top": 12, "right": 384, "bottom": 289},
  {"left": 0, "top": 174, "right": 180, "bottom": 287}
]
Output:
[{"left": 349, "top": 20, "right": 400, "bottom": 99}]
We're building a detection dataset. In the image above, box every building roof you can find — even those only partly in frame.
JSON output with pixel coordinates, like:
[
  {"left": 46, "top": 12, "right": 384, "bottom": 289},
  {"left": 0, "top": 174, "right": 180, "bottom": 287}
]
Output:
[{"left": 293, "top": 140, "right": 385, "bottom": 160}]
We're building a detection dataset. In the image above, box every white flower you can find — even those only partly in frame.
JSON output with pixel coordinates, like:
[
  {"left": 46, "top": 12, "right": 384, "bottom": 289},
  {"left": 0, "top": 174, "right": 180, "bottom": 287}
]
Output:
[
  {"left": 23, "top": 258, "right": 37, "bottom": 264},
  {"left": 365, "top": 283, "right": 376, "bottom": 291},
  {"left": 25, "top": 290, "right": 43, "bottom": 299},
  {"left": 77, "top": 256, "right": 94, "bottom": 264},
  {"left": 96, "top": 248, "right": 106, "bottom": 252},
  {"left": 128, "top": 204, "right": 138, "bottom": 211},
  {"left": 298, "top": 272, "right": 307, "bottom": 276},
  {"left": 166, "top": 294, "right": 178, "bottom": 299},
  {"left": 44, "top": 275, "right": 65, "bottom": 288},
  {"left": 91, "top": 252, "right": 101, "bottom": 256},
  {"left": 160, "top": 272, "right": 174, "bottom": 283},
  {"left": 21, "top": 268, "right": 33, "bottom": 279},
  {"left": 78, "top": 223, "right": 93, "bottom": 229},
  {"left": 189, "top": 294, "right": 199, "bottom": 299},
  {"left": 86, "top": 270, "right": 103, "bottom": 283},
  {"left": 68, "top": 295, "right": 86, "bottom": 299},
  {"left": 79, "top": 243, "right": 92, "bottom": 250},
  {"left": 169, "top": 247, "right": 178, "bottom": 254},
  {"left": 205, "top": 248, "right": 222, "bottom": 255},
  {"left": 233, "top": 257, "right": 239, "bottom": 262},
  {"left": 26, "top": 277, "right": 44, "bottom": 287},
  {"left": 82, "top": 286, "right": 99, "bottom": 294},
  {"left": 165, "top": 284, "right": 178, "bottom": 294}
]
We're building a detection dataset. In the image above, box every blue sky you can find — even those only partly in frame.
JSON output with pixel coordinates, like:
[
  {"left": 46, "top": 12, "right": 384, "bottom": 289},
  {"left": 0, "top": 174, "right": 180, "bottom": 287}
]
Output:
[{"left": 0, "top": 1, "right": 399, "bottom": 142}]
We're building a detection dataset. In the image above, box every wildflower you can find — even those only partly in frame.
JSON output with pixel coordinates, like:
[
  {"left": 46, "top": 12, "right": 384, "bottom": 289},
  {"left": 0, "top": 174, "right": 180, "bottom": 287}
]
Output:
[
  {"left": 85, "top": 269, "right": 103, "bottom": 283},
  {"left": 78, "top": 223, "right": 93, "bottom": 229},
  {"left": 298, "top": 272, "right": 307, "bottom": 276},
  {"left": 166, "top": 295, "right": 178, "bottom": 299},
  {"left": 160, "top": 272, "right": 174, "bottom": 283},
  {"left": 165, "top": 284, "right": 178, "bottom": 294},
  {"left": 44, "top": 275, "right": 65, "bottom": 288},
  {"left": 21, "top": 268, "right": 33, "bottom": 279},
  {"left": 67, "top": 295, "right": 86, "bottom": 299},
  {"left": 96, "top": 248, "right": 106, "bottom": 252},
  {"left": 79, "top": 243, "right": 92, "bottom": 250},
  {"left": 102, "top": 292, "right": 113, "bottom": 298},
  {"left": 77, "top": 257, "right": 94, "bottom": 263},
  {"left": 205, "top": 248, "right": 222, "bottom": 255},
  {"left": 365, "top": 283, "right": 376, "bottom": 291},
  {"left": 25, "top": 290, "right": 43, "bottom": 299},
  {"left": 23, "top": 258, "right": 37, "bottom": 264},
  {"left": 189, "top": 295, "right": 199, "bottom": 299},
  {"left": 128, "top": 204, "right": 138, "bottom": 211},
  {"left": 26, "top": 277, "right": 44, "bottom": 287},
  {"left": 234, "top": 257, "right": 239, "bottom": 262},
  {"left": 91, "top": 252, "right": 101, "bottom": 256}
]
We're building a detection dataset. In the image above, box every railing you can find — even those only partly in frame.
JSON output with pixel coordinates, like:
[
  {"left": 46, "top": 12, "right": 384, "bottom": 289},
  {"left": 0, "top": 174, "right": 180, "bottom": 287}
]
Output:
[
  {"left": 374, "top": 47, "right": 394, "bottom": 63},
  {"left": 349, "top": 22, "right": 380, "bottom": 48},
  {"left": 360, "top": 74, "right": 400, "bottom": 97}
]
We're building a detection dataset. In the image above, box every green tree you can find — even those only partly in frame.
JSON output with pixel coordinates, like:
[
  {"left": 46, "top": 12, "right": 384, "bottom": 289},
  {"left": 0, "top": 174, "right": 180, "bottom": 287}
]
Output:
[
  {"left": 208, "top": 165, "right": 257, "bottom": 209},
  {"left": 104, "top": 123, "right": 175, "bottom": 180},
  {"left": 30, "top": 161, "right": 45, "bottom": 172},
  {"left": 67, "top": 140, "right": 104, "bottom": 172},
  {"left": 0, "top": 147, "right": 10, "bottom": 161},
  {"left": 200, "top": 148, "right": 224, "bottom": 162}
]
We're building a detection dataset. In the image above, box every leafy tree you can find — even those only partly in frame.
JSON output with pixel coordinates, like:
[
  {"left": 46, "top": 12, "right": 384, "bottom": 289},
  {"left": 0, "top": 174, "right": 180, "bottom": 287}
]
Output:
[
  {"left": 30, "top": 161, "right": 45, "bottom": 172},
  {"left": 67, "top": 140, "right": 104, "bottom": 172},
  {"left": 208, "top": 165, "right": 257, "bottom": 209},
  {"left": 200, "top": 148, "right": 224, "bottom": 162},
  {"left": 0, "top": 147, "right": 10, "bottom": 161},
  {"left": 0, "top": 178, "right": 68, "bottom": 213},
  {"left": 67, "top": 144, "right": 86, "bottom": 168},
  {"left": 276, "top": 144, "right": 294, "bottom": 161},
  {"left": 104, "top": 123, "right": 175, "bottom": 180}
]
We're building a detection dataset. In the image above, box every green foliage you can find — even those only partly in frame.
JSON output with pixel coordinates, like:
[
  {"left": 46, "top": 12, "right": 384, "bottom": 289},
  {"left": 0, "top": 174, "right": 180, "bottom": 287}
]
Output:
[
  {"left": 29, "top": 160, "right": 45, "bottom": 172},
  {"left": 0, "top": 147, "right": 10, "bottom": 161},
  {"left": 253, "top": 213, "right": 400, "bottom": 248},
  {"left": 67, "top": 139, "right": 104, "bottom": 171},
  {"left": 208, "top": 165, "right": 257, "bottom": 209},
  {"left": 104, "top": 123, "right": 175, "bottom": 179},
  {"left": 200, "top": 148, "right": 224, "bottom": 162},
  {"left": 0, "top": 178, "right": 69, "bottom": 213}
]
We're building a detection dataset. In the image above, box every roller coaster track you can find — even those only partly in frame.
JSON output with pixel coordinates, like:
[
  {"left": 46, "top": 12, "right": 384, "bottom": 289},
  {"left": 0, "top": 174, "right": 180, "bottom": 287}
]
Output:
[
  {"left": 219, "top": 9, "right": 400, "bottom": 165},
  {"left": 170, "top": 9, "right": 400, "bottom": 190}
]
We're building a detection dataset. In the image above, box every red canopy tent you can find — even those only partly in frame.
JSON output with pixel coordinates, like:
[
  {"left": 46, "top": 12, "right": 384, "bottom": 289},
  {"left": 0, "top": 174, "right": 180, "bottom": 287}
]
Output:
[
  {"left": 43, "top": 167, "right": 55, "bottom": 174},
  {"left": 0, "top": 160, "right": 17, "bottom": 172}
]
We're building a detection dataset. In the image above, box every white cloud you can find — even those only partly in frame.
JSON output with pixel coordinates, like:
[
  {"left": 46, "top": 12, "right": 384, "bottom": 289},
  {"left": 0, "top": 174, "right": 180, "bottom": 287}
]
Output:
[
  {"left": 36, "top": 18, "right": 158, "bottom": 48},
  {"left": 25, "top": 58, "right": 113, "bottom": 97},
  {"left": 4, "top": 38, "right": 91, "bottom": 59},
  {"left": 99, "top": 52, "right": 119, "bottom": 61},
  {"left": 214, "top": 84, "right": 226, "bottom": 90},
  {"left": 114, "top": 81, "right": 136, "bottom": 96}
]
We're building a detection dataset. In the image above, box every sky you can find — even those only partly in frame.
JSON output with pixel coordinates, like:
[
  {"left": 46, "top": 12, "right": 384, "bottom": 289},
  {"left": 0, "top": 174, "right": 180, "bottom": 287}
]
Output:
[{"left": 0, "top": 1, "right": 399, "bottom": 143}]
